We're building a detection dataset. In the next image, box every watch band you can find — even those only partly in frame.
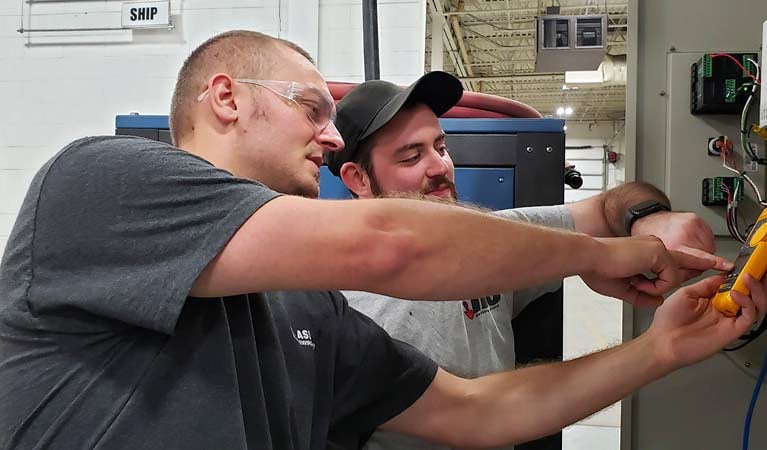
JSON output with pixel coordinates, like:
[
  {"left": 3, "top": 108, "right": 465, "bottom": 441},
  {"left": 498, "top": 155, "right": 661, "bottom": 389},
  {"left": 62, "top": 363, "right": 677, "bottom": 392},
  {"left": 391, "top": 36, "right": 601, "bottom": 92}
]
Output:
[{"left": 625, "top": 200, "right": 671, "bottom": 235}]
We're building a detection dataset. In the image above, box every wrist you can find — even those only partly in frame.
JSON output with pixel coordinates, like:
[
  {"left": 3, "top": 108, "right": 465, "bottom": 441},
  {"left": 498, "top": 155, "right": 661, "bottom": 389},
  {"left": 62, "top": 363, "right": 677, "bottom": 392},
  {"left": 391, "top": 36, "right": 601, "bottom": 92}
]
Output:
[
  {"left": 642, "top": 327, "right": 681, "bottom": 374},
  {"left": 630, "top": 210, "right": 673, "bottom": 236},
  {"left": 582, "top": 236, "right": 610, "bottom": 276},
  {"left": 625, "top": 201, "right": 671, "bottom": 235}
]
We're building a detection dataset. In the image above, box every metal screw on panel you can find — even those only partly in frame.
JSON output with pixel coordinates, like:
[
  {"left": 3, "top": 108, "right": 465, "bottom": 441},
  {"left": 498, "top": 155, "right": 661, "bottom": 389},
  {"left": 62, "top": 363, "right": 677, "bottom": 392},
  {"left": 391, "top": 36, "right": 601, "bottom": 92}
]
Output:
[
  {"left": 745, "top": 362, "right": 752, "bottom": 368},
  {"left": 498, "top": 177, "right": 505, "bottom": 183},
  {"left": 526, "top": 146, "right": 533, "bottom": 153},
  {"left": 546, "top": 146, "right": 553, "bottom": 153},
  {"left": 659, "top": 91, "right": 666, "bottom": 97}
]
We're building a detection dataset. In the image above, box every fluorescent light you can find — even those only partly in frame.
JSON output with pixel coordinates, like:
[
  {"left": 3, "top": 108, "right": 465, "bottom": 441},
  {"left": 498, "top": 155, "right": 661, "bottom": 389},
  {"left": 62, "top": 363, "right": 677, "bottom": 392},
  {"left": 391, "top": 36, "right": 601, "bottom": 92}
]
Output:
[
  {"left": 565, "top": 107, "right": 573, "bottom": 115},
  {"left": 565, "top": 69, "right": 604, "bottom": 84},
  {"left": 556, "top": 107, "right": 565, "bottom": 115}
]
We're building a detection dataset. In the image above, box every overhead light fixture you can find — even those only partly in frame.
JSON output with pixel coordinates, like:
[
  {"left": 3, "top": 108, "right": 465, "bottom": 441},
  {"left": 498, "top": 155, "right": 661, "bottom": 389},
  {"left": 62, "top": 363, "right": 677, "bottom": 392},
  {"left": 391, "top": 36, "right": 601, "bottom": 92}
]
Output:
[
  {"left": 556, "top": 107, "right": 565, "bottom": 115},
  {"left": 565, "top": 69, "right": 604, "bottom": 84},
  {"left": 564, "top": 106, "right": 573, "bottom": 115}
]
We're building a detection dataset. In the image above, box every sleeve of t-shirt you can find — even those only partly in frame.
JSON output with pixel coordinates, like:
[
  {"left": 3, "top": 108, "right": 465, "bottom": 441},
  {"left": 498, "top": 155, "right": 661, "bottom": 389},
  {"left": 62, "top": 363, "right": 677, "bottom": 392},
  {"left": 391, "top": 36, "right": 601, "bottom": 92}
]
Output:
[
  {"left": 492, "top": 205, "right": 575, "bottom": 317},
  {"left": 27, "top": 136, "right": 281, "bottom": 334},
  {"left": 327, "top": 291, "right": 438, "bottom": 447}
]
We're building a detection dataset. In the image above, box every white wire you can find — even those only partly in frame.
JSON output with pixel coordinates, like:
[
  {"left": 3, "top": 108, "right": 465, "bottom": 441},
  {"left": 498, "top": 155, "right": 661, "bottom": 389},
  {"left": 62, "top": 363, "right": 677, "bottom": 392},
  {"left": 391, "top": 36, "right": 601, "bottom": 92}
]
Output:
[
  {"left": 743, "top": 173, "right": 767, "bottom": 206},
  {"left": 746, "top": 57, "right": 760, "bottom": 82},
  {"left": 722, "top": 142, "right": 767, "bottom": 206},
  {"left": 735, "top": 62, "right": 767, "bottom": 205}
]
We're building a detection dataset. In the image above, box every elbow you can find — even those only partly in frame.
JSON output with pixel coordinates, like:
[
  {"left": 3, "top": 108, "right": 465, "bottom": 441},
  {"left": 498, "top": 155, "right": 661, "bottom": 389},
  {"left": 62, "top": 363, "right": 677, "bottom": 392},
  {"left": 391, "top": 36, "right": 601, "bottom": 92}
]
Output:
[
  {"left": 349, "top": 208, "right": 421, "bottom": 290},
  {"left": 358, "top": 230, "right": 419, "bottom": 287}
]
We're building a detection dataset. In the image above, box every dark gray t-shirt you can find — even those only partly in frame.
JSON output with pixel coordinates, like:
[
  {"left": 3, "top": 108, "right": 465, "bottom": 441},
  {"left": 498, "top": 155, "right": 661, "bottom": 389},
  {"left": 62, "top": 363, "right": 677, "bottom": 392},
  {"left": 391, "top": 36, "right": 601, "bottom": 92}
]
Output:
[{"left": 0, "top": 136, "right": 437, "bottom": 450}]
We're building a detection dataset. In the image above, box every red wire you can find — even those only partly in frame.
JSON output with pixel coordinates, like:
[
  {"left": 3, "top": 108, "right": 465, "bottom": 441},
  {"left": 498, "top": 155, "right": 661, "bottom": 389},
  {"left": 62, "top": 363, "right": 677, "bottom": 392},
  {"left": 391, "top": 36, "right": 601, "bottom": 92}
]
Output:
[{"left": 709, "top": 53, "right": 761, "bottom": 85}]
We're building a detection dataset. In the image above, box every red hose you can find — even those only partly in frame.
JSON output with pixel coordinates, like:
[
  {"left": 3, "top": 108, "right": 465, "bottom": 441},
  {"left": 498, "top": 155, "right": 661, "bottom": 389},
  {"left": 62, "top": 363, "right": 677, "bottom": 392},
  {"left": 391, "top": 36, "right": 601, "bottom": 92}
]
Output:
[{"left": 328, "top": 81, "right": 541, "bottom": 119}]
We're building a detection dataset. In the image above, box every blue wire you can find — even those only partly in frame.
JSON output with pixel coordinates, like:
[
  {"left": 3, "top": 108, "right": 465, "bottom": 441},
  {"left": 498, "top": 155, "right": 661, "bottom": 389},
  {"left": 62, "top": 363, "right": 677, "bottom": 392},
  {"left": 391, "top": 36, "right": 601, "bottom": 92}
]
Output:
[{"left": 742, "top": 347, "right": 767, "bottom": 450}]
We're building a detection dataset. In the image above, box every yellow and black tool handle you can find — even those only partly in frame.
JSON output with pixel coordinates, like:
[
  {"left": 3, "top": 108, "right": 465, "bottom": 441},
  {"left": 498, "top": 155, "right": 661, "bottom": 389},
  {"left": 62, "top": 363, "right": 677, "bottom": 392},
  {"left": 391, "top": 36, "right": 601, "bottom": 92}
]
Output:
[{"left": 713, "top": 209, "right": 767, "bottom": 316}]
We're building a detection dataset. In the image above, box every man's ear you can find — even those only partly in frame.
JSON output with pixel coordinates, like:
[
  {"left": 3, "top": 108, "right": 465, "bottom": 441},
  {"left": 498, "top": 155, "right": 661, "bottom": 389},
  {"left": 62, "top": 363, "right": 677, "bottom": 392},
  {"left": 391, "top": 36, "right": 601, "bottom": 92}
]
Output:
[
  {"left": 339, "top": 162, "right": 374, "bottom": 198},
  {"left": 207, "top": 73, "right": 238, "bottom": 125}
]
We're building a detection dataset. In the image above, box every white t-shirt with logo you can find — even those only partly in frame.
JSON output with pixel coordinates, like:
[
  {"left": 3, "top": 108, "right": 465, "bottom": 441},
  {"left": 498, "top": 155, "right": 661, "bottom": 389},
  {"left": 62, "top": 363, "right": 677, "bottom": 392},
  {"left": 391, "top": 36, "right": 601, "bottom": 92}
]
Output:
[{"left": 344, "top": 205, "right": 575, "bottom": 450}]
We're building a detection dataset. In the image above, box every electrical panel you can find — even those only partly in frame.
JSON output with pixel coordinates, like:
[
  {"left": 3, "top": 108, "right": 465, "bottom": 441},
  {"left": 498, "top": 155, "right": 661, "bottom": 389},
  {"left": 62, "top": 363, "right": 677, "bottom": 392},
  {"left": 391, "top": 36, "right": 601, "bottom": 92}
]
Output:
[
  {"left": 666, "top": 52, "right": 765, "bottom": 237},
  {"left": 691, "top": 52, "right": 759, "bottom": 114}
]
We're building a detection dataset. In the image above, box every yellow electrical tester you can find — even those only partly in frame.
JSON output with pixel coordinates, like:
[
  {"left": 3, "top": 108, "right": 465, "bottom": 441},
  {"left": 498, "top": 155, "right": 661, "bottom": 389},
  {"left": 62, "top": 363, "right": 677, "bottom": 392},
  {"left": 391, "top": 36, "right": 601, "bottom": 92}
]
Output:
[{"left": 713, "top": 208, "right": 767, "bottom": 317}]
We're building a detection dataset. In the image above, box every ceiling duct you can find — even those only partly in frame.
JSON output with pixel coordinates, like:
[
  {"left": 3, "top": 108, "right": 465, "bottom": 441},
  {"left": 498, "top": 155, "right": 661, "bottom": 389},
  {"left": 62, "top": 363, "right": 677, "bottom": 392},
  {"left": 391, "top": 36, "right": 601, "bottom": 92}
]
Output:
[{"left": 535, "top": 14, "right": 607, "bottom": 72}]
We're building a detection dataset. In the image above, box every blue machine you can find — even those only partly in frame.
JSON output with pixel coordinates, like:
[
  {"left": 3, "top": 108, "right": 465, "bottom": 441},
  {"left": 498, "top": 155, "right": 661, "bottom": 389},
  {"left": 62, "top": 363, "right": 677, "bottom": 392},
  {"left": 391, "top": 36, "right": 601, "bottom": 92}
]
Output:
[{"left": 115, "top": 115, "right": 564, "bottom": 212}]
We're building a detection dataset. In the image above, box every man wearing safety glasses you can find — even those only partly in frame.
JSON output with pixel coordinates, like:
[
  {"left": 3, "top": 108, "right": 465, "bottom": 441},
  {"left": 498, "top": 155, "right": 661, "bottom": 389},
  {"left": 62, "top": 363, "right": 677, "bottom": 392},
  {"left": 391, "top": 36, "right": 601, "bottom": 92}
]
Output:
[{"left": 0, "top": 30, "right": 763, "bottom": 450}]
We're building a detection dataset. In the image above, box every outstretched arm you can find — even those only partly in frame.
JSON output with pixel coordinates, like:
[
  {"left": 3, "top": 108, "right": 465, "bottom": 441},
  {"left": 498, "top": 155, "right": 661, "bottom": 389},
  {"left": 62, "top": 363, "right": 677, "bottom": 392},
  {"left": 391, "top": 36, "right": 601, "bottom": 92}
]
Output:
[{"left": 382, "top": 274, "right": 766, "bottom": 447}]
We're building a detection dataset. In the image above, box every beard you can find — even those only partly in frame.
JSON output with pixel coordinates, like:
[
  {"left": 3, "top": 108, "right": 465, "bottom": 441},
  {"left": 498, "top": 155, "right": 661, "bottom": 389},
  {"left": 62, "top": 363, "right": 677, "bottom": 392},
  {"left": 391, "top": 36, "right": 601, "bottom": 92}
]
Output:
[
  {"left": 369, "top": 170, "right": 458, "bottom": 202},
  {"left": 422, "top": 174, "right": 458, "bottom": 201}
]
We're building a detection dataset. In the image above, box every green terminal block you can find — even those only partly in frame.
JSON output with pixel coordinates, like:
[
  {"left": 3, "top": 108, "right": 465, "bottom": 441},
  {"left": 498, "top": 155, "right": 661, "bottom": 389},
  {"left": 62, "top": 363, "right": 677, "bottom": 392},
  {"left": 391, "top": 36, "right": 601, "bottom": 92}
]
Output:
[
  {"left": 703, "top": 54, "right": 713, "bottom": 78},
  {"left": 725, "top": 79, "right": 737, "bottom": 102},
  {"left": 743, "top": 55, "right": 756, "bottom": 77},
  {"left": 702, "top": 177, "right": 743, "bottom": 206}
]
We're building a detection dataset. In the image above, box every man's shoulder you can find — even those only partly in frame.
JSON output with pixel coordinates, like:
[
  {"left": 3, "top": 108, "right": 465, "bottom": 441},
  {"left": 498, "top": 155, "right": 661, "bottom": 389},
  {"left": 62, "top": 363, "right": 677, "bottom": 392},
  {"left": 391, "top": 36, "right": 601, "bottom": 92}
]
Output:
[
  {"left": 51, "top": 135, "right": 215, "bottom": 178},
  {"left": 60, "top": 135, "right": 178, "bottom": 161}
]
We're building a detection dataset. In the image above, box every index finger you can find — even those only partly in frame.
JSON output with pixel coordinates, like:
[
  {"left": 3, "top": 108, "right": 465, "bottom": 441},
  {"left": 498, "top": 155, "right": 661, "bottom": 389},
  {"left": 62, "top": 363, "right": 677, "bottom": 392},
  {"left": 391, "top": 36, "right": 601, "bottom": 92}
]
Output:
[{"left": 666, "top": 250, "right": 725, "bottom": 273}]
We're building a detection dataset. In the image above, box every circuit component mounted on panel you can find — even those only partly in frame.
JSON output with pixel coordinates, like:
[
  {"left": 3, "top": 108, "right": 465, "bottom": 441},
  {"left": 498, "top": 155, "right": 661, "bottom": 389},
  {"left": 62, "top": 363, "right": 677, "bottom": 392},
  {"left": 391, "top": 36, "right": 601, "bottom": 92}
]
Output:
[
  {"left": 691, "top": 52, "right": 759, "bottom": 114},
  {"left": 702, "top": 176, "right": 743, "bottom": 206}
]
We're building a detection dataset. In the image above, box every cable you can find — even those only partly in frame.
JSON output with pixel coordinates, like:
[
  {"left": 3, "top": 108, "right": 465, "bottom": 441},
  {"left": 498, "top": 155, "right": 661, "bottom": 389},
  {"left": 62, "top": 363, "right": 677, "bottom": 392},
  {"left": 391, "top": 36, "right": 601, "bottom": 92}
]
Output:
[
  {"left": 742, "top": 173, "right": 767, "bottom": 206},
  {"left": 741, "top": 89, "right": 763, "bottom": 162},
  {"left": 721, "top": 133, "right": 767, "bottom": 206},
  {"left": 746, "top": 58, "right": 761, "bottom": 84},
  {"left": 725, "top": 317, "right": 767, "bottom": 351},
  {"left": 741, "top": 347, "right": 767, "bottom": 450},
  {"left": 710, "top": 53, "right": 761, "bottom": 85}
]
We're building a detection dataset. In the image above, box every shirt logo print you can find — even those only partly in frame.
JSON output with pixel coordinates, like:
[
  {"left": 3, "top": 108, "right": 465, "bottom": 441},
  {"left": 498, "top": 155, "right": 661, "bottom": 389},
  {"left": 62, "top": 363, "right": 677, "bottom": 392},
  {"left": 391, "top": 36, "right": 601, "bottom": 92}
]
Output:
[
  {"left": 291, "top": 327, "right": 316, "bottom": 348},
  {"left": 462, "top": 295, "right": 502, "bottom": 320}
]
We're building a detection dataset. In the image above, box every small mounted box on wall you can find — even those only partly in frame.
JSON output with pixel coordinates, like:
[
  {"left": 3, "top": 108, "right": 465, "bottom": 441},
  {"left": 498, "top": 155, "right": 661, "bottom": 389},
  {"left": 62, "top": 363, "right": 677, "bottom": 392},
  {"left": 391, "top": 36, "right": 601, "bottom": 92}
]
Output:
[{"left": 691, "top": 52, "right": 759, "bottom": 114}]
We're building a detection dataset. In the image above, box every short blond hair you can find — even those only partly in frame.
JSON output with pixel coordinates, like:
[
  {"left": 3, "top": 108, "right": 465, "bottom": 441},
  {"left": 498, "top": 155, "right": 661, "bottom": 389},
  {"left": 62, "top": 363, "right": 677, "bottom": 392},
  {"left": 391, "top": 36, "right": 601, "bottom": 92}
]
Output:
[{"left": 168, "top": 30, "right": 314, "bottom": 145}]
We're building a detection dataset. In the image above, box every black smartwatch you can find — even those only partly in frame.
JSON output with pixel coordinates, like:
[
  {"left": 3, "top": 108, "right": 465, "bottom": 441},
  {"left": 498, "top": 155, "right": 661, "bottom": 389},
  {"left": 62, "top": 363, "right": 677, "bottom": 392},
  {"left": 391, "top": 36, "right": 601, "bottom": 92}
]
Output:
[{"left": 624, "top": 200, "right": 671, "bottom": 235}]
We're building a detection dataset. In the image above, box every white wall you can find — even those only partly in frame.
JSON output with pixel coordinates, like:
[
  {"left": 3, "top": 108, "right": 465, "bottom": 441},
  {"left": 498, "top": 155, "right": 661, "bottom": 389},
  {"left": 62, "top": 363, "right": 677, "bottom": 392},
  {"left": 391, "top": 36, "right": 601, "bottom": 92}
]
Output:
[
  {"left": 0, "top": 0, "right": 427, "bottom": 255},
  {"left": 319, "top": 0, "right": 426, "bottom": 84},
  {"left": 564, "top": 120, "right": 626, "bottom": 203}
]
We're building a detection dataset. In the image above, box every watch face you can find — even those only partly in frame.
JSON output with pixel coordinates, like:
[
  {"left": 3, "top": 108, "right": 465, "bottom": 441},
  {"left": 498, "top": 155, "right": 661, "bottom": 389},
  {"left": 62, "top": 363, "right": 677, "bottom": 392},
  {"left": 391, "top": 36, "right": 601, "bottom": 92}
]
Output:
[{"left": 626, "top": 200, "right": 670, "bottom": 234}]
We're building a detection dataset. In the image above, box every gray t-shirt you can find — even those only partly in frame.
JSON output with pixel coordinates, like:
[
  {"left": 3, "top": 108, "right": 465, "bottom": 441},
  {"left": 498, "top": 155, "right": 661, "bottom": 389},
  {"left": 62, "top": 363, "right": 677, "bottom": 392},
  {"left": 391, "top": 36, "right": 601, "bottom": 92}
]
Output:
[
  {"left": 0, "top": 136, "right": 437, "bottom": 450},
  {"left": 346, "top": 206, "right": 575, "bottom": 450}
]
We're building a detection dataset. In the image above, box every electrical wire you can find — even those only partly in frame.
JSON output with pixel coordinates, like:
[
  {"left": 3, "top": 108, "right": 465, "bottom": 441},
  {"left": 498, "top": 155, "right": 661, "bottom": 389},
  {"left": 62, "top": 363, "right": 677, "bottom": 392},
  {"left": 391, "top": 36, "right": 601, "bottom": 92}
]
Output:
[
  {"left": 741, "top": 85, "right": 765, "bottom": 165},
  {"left": 719, "top": 141, "right": 750, "bottom": 242},
  {"left": 725, "top": 317, "right": 767, "bottom": 351},
  {"left": 722, "top": 130, "right": 767, "bottom": 206},
  {"left": 746, "top": 57, "right": 761, "bottom": 84},
  {"left": 710, "top": 53, "right": 761, "bottom": 85},
  {"left": 741, "top": 346, "right": 767, "bottom": 450}
]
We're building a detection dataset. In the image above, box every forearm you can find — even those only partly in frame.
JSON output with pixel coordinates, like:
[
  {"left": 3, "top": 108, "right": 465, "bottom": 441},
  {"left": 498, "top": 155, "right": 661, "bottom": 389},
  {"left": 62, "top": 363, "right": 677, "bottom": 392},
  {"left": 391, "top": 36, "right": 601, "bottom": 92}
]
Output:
[
  {"left": 355, "top": 198, "right": 601, "bottom": 300},
  {"left": 455, "top": 333, "right": 670, "bottom": 447},
  {"left": 567, "top": 182, "right": 670, "bottom": 237}
]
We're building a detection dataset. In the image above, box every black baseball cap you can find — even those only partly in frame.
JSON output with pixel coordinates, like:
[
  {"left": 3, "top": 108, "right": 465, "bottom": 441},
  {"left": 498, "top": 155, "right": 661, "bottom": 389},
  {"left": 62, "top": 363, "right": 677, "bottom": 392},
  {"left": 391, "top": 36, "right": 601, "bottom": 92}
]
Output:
[{"left": 325, "top": 71, "right": 463, "bottom": 176}]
